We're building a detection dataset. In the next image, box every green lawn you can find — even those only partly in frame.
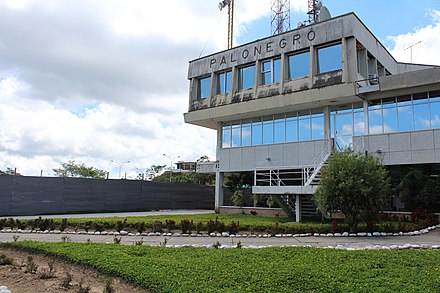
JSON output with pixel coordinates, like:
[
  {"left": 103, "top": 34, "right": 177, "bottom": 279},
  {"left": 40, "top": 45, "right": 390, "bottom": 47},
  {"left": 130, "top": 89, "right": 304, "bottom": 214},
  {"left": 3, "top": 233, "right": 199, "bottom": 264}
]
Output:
[{"left": 4, "top": 241, "right": 439, "bottom": 292}]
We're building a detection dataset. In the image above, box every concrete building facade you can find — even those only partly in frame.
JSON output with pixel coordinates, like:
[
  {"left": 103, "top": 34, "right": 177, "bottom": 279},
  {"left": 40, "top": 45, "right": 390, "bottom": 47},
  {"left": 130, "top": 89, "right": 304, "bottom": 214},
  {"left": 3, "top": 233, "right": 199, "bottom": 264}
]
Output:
[{"left": 184, "top": 13, "right": 440, "bottom": 221}]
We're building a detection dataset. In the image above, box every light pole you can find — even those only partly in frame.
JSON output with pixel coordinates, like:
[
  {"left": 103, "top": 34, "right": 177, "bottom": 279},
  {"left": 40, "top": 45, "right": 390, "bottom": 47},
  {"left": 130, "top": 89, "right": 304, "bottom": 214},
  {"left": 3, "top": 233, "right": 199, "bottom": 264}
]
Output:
[
  {"left": 111, "top": 160, "right": 130, "bottom": 179},
  {"left": 163, "top": 154, "right": 180, "bottom": 182}
]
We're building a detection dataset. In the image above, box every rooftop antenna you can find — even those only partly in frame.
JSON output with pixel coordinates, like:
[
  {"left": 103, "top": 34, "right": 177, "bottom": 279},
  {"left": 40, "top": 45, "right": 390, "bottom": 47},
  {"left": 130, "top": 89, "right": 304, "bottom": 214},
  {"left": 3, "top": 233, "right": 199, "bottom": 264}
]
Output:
[
  {"left": 404, "top": 41, "right": 422, "bottom": 63},
  {"left": 218, "top": 0, "right": 234, "bottom": 49},
  {"left": 271, "top": 0, "right": 291, "bottom": 35}
]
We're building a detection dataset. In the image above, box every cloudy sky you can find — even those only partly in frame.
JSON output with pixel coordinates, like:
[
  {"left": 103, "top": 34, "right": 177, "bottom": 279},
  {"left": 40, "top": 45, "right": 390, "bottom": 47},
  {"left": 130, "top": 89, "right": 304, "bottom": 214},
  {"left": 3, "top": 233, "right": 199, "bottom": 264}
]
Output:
[{"left": 0, "top": 0, "right": 439, "bottom": 178}]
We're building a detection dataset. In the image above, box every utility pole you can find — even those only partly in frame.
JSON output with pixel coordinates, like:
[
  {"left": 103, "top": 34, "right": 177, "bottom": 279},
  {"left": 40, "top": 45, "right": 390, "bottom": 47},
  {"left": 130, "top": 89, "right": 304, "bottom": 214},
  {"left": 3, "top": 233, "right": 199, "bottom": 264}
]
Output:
[
  {"left": 163, "top": 154, "right": 180, "bottom": 183},
  {"left": 218, "top": 0, "right": 234, "bottom": 49}
]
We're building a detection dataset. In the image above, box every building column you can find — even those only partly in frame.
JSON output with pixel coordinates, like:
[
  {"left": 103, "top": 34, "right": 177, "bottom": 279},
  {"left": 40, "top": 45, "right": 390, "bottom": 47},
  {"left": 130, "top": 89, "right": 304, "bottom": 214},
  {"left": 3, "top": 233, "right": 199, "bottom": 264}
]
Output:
[
  {"left": 323, "top": 106, "right": 332, "bottom": 151},
  {"left": 215, "top": 170, "right": 224, "bottom": 212},
  {"left": 295, "top": 195, "right": 301, "bottom": 222}
]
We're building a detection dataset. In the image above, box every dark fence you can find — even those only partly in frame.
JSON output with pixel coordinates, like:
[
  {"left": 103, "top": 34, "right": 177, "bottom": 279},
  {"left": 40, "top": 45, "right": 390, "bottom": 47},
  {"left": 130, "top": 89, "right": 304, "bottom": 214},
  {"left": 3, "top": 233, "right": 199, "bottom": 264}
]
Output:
[{"left": 0, "top": 176, "right": 214, "bottom": 216}]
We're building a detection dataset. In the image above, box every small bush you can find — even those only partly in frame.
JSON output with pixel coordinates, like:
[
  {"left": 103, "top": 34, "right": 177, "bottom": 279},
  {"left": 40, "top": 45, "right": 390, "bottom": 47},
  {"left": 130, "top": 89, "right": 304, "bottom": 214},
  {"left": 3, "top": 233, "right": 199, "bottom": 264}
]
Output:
[
  {"left": 135, "top": 221, "right": 146, "bottom": 233},
  {"left": 180, "top": 219, "right": 194, "bottom": 234},
  {"left": 250, "top": 210, "right": 257, "bottom": 216},
  {"left": 61, "top": 235, "right": 72, "bottom": 242},
  {"left": 113, "top": 236, "right": 122, "bottom": 244},
  {"left": 93, "top": 222, "right": 105, "bottom": 232},
  {"left": 152, "top": 221, "right": 162, "bottom": 233},
  {"left": 165, "top": 220, "right": 176, "bottom": 232},
  {"left": 104, "top": 279, "right": 115, "bottom": 293},
  {"left": 0, "top": 253, "right": 13, "bottom": 265},
  {"left": 25, "top": 255, "right": 38, "bottom": 274},
  {"left": 15, "top": 219, "right": 26, "bottom": 230},
  {"left": 39, "top": 261, "right": 56, "bottom": 279},
  {"left": 196, "top": 221, "right": 204, "bottom": 234},
  {"left": 12, "top": 235, "right": 19, "bottom": 242},
  {"left": 228, "top": 221, "right": 240, "bottom": 234},
  {"left": 114, "top": 219, "right": 127, "bottom": 232},
  {"left": 59, "top": 218, "right": 69, "bottom": 232},
  {"left": 134, "top": 238, "right": 144, "bottom": 246},
  {"left": 81, "top": 221, "right": 94, "bottom": 232}
]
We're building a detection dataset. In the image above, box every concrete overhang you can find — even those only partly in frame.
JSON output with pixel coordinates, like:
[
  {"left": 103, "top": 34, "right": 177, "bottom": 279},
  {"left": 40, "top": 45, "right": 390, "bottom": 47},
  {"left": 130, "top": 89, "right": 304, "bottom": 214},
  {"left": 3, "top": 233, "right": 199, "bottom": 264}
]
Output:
[{"left": 184, "top": 83, "right": 359, "bottom": 129}]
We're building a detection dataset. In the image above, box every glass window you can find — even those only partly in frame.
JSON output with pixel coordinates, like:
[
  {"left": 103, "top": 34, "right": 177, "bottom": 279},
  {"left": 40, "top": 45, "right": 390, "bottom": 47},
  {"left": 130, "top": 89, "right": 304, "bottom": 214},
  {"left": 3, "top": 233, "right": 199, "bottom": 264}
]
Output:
[
  {"left": 398, "top": 106, "right": 413, "bottom": 131},
  {"left": 430, "top": 91, "right": 440, "bottom": 103},
  {"left": 242, "top": 122, "right": 252, "bottom": 146},
  {"left": 311, "top": 114, "right": 324, "bottom": 139},
  {"left": 261, "top": 59, "right": 280, "bottom": 85},
  {"left": 274, "top": 118, "right": 285, "bottom": 143},
  {"left": 317, "top": 44, "right": 342, "bottom": 74},
  {"left": 298, "top": 114, "right": 311, "bottom": 141},
  {"left": 369, "top": 108, "right": 383, "bottom": 134},
  {"left": 251, "top": 120, "right": 262, "bottom": 145},
  {"left": 414, "top": 103, "right": 430, "bottom": 130},
  {"left": 430, "top": 102, "right": 440, "bottom": 127},
  {"left": 354, "top": 111, "right": 364, "bottom": 135},
  {"left": 335, "top": 113, "right": 352, "bottom": 136},
  {"left": 288, "top": 51, "right": 310, "bottom": 80},
  {"left": 263, "top": 119, "right": 274, "bottom": 144},
  {"left": 216, "top": 71, "right": 232, "bottom": 95},
  {"left": 198, "top": 76, "right": 211, "bottom": 99},
  {"left": 239, "top": 65, "right": 255, "bottom": 90},
  {"left": 383, "top": 108, "right": 397, "bottom": 133},
  {"left": 222, "top": 125, "right": 231, "bottom": 148},
  {"left": 232, "top": 124, "right": 241, "bottom": 147},
  {"left": 286, "top": 116, "right": 298, "bottom": 142}
]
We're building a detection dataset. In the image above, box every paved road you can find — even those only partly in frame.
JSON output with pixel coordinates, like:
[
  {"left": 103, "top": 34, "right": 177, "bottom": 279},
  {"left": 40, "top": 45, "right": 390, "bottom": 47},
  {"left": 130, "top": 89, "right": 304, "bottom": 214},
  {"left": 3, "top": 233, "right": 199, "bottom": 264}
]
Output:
[{"left": 1, "top": 229, "right": 439, "bottom": 249}]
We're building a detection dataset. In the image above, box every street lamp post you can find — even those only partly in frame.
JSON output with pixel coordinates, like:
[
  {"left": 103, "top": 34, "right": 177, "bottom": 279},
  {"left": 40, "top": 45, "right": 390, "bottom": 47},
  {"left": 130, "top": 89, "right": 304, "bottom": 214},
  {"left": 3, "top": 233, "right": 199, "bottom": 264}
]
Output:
[
  {"left": 163, "top": 154, "right": 180, "bottom": 182},
  {"left": 111, "top": 160, "right": 130, "bottom": 179}
]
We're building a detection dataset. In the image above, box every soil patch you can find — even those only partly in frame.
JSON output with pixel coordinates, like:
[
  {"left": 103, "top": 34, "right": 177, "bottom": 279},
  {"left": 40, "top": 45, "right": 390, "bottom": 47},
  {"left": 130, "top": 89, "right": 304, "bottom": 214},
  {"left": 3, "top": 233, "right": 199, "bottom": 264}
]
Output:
[{"left": 0, "top": 247, "right": 148, "bottom": 293}]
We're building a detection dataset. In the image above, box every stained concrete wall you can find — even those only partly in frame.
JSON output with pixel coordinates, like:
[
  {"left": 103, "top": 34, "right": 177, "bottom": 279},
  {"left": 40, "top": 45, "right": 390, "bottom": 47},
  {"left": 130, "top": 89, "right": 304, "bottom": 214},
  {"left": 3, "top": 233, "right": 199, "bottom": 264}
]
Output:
[
  {"left": 0, "top": 176, "right": 214, "bottom": 216},
  {"left": 218, "top": 139, "right": 327, "bottom": 172},
  {"left": 354, "top": 129, "right": 440, "bottom": 165}
]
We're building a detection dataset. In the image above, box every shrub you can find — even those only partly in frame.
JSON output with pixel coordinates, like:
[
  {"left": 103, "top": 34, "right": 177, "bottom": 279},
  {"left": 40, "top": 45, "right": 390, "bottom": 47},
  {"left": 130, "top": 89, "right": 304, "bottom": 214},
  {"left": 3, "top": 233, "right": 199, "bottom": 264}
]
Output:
[
  {"left": 0, "top": 253, "right": 13, "bottom": 265},
  {"left": 59, "top": 218, "right": 69, "bottom": 232},
  {"left": 114, "top": 219, "right": 127, "bottom": 232},
  {"left": 228, "top": 221, "right": 240, "bottom": 234},
  {"left": 81, "top": 221, "right": 93, "bottom": 232},
  {"left": 61, "top": 271, "right": 72, "bottom": 288},
  {"left": 135, "top": 221, "right": 146, "bottom": 233},
  {"left": 180, "top": 219, "right": 194, "bottom": 234},
  {"left": 196, "top": 221, "right": 204, "bottom": 234},
  {"left": 93, "top": 222, "right": 105, "bottom": 232},
  {"left": 104, "top": 280, "right": 115, "bottom": 293},
  {"left": 165, "top": 220, "right": 176, "bottom": 232},
  {"left": 39, "top": 261, "right": 56, "bottom": 279},
  {"left": 25, "top": 255, "right": 38, "bottom": 274},
  {"left": 152, "top": 221, "right": 162, "bottom": 233}
]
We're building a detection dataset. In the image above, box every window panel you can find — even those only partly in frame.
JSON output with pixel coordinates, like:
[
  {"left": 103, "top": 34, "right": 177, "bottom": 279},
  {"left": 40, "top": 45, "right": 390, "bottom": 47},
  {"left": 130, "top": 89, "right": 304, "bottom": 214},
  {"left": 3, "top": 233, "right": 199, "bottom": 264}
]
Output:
[
  {"left": 299, "top": 117, "right": 311, "bottom": 141},
  {"left": 263, "top": 120, "right": 274, "bottom": 144},
  {"left": 398, "top": 106, "right": 413, "bottom": 131},
  {"left": 222, "top": 126, "right": 231, "bottom": 148},
  {"left": 353, "top": 111, "right": 364, "bottom": 135},
  {"left": 383, "top": 108, "right": 397, "bottom": 133},
  {"left": 251, "top": 121, "right": 262, "bottom": 145},
  {"left": 232, "top": 125, "right": 241, "bottom": 147},
  {"left": 239, "top": 65, "right": 255, "bottom": 90},
  {"left": 430, "top": 102, "right": 440, "bottom": 127},
  {"left": 242, "top": 123, "right": 251, "bottom": 146},
  {"left": 274, "top": 119, "right": 285, "bottom": 143},
  {"left": 311, "top": 115, "right": 324, "bottom": 139},
  {"left": 198, "top": 76, "right": 211, "bottom": 99},
  {"left": 414, "top": 103, "right": 430, "bottom": 130},
  {"left": 317, "top": 44, "right": 342, "bottom": 74},
  {"left": 216, "top": 71, "right": 232, "bottom": 95},
  {"left": 429, "top": 91, "right": 440, "bottom": 103},
  {"left": 286, "top": 119, "right": 298, "bottom": 142},
  {"left": 369, "top": 109, "right": 383, "bottom": 134},
  {"left": 335, "top": 113, "right": 352, "bottom": 136},
  {"left": 273, "top": 58, "right": 281, "bottom": 83},
  {"left": 288, "top": 51, "right": 310, "bottom": 80}
]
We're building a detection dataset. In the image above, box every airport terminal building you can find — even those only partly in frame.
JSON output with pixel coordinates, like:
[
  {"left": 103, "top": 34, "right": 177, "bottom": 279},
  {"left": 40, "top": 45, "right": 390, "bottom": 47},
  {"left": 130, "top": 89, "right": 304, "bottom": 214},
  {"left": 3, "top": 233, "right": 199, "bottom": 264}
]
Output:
[{"left": 184, "top": 13, "right": 440, "bottom": 221}]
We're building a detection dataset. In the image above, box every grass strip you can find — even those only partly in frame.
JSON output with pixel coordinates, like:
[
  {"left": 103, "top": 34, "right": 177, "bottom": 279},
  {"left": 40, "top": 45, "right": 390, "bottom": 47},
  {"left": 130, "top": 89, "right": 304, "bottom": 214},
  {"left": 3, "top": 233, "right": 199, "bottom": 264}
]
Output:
[{"left": 3, "top": 241, "right": 439, "bottom": 292}]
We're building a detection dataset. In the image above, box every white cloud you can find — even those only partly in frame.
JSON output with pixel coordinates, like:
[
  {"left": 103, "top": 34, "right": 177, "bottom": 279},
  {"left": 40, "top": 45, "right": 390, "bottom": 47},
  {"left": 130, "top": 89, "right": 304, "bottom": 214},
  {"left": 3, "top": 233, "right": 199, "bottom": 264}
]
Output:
[{"left": 388, "top": 10, "right": 440, "bottom": 65}]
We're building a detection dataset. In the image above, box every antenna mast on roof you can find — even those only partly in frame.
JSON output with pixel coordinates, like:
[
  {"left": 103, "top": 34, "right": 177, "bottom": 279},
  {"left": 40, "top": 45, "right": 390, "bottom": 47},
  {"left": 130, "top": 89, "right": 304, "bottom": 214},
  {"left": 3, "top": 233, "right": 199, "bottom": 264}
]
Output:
[
  {"left": 218, "top": 0, "right": 234, "bottom": 49},
  {"left": 271, "top": 0, "right": 291, "bottom": 35},
  {"left": 307, "top": 0, "right": 321, "bottom": 24}
]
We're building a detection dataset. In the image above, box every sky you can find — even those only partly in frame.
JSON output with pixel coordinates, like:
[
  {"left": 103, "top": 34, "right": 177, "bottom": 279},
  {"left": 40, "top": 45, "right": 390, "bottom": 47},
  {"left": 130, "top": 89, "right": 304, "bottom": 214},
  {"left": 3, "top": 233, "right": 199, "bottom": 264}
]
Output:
[{"left": 0, "top": 0, "right": 439, "bottom": 179}]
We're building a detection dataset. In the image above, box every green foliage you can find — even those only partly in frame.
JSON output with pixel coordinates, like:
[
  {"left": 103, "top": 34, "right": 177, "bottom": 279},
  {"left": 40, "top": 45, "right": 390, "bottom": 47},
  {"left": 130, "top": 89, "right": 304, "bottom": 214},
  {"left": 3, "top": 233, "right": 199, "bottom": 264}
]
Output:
[
  {"left": 153, "top": 171, "right": 214, "bottom": 184},
  {"left": 4, "top": 242, "right": 439, "bottom": 292},
  {"left": 53, "top": 160, "right": 107, "bottom": 179},
  {"left": 0, "top": 253, "right": 13, "bottom": 265},
  {"left": 314, "top": 148, "right": 391, "bottom": 232},
  {"left": 0, "top": 167, "right": 22, "bottom": 176},
  {"left": 230, "top": 190, "right": 245, "bottom": 206}
]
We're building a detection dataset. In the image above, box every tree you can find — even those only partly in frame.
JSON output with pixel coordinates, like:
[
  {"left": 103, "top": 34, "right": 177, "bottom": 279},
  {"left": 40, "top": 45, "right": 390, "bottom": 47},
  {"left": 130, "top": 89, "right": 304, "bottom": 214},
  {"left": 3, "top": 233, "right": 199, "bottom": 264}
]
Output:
[
  {"left": 225, "top": 173, "right": 253, "bottom": 207},
  {"left": 53, "top": 160, "right": 107, "bottom": 179},
  {"left": 314, "top": 148, "right": 391, "bottom": 233},
  {"left": 0, "top": 167, "right": 22, "bottom": 176},
  {"left": 141, "top": 164, "right": 166, "bottom": 181}
]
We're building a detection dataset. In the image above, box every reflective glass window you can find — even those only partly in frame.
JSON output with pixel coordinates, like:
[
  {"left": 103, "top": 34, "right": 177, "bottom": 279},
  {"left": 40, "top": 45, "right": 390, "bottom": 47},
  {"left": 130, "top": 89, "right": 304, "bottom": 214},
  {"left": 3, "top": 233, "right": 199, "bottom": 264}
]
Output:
[
  {"left": 251, "top": 120, "right": 262, "bottom": 145},
  {"left": 217, "top": 71, "right": 232, "bottom": 95},
  {"left": 263, "top": 119, "right": 274, "bottom": 144},
  {"left": 369, "top": 109, "right": 383, "bottom": 134},
  {"left": 397, "top": 95, "right": 412, "bottom": 107},
  {"left": 414, "top": 103, "right": 430, "bottom": 130},
  {"left": 430, "top": 91, "right": 440, "bottom": 103},
  {"left": 398, "top": 106, "right": 413, "bottom": 131},
  {"left": 288, "top": 51, "right": 310, "bottom": 80},
  {"left": 232, "top": 125, "right": 241, "bottom": 147},
  {"left": 430, "top": 102, "right": 440, "bottom": 127},
  {"left": 353, "top": 111, "right": 364, "bottom": 135},
  {"left": 242, "top": 122, "right": 252, "bottom": 146},
  {"left": 239, "top": 65, "right": 255, "bottom": 90},
  {"left": 286, "top": 117, "right": 298, "bottom": 142},
  {"left": 335, "top": 113, "right": 352, "bottom": 136},
  {"left": 273, "top": 58, "right": 281, "bottom": 83},
  {"left": 274, "top": 118, "right": 285, "bottom": 143},
  {"left": 299, "top": 116, "right": 311, "bottom": 141},
  {"left": 383, "top": 108, "right": 397, "bottom": 133},
  {"left": 311, "top": 114, "right": 324, "bottom": 139},
  {"left": 198, "top": 76, "right": 211, "bottom": 99},
  {"left": 261, "top": 59, "right": 281, "bottom": 85},
  {"left": 222, "top": 125, "right": 231, "bottom": 148},
  {"left": 317, "top": 44, "right": 342, "bottom": 74}
]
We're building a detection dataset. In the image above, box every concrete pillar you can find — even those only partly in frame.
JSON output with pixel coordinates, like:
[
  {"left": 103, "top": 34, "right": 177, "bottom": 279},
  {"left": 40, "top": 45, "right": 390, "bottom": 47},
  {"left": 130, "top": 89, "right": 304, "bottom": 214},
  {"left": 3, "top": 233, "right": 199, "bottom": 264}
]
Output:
[
  {"left": 323, "top": 105, "right": 331, "bottom": 148},
  {"left": 215, "top": 171, "right": 224, "bottom": 212},
  {"left": 295, "top": 195, "right": 301, "bottom": 222}
]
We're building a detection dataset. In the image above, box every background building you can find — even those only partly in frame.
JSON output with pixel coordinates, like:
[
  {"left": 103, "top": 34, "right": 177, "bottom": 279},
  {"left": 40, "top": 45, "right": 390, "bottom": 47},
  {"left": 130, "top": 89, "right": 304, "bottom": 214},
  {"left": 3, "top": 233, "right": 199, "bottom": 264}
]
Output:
[{"left": 184, "top": 12, "right": 440, "bottom": 221}]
